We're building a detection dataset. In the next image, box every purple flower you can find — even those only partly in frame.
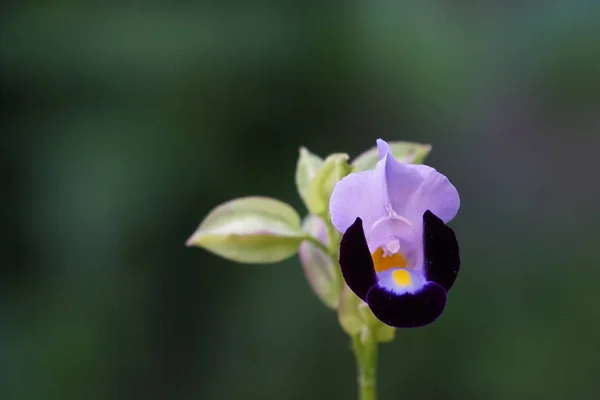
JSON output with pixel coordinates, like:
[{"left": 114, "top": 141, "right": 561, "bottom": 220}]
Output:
[{"left": 329, "top": 139, "right": 460, "bottom": 328}]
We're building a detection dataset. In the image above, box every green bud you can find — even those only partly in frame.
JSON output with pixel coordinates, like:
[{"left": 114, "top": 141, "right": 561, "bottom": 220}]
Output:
[
  {"left": 352, "top": 141, "right": 432, "bottom": 171},
  {"left": 339, "top": 285, "right": 396, "bottom": 342},
  {"left": 305, "top": 153, "right": 351, "bottom": 217},
  {"left": 295, "top": 147, "right": 324, "bottom": 206},
  {"left": 338, "top": 284, "right": 363, "bottom": 336},
  {"left": 357, "top": 302, "right": 378, "bottom": 327},
  {"left": 358, "top": 303, "right": 396, "bottom": 342},
  {"left": 186, "top": 196, "right": 305, "bottom": 263},
  {"left": 374, "top": 323, "right": 396, "bottom": 343},
  {"left": 298, "top": 215, "right": 340, "bottom": 309}
]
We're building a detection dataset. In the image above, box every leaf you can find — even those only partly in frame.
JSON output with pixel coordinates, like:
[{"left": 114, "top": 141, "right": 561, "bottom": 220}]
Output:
[
  {"left": 295, "top": 147, "right": 324, "bottom": 205},
  {"left": 352, "top": 141, "right": 432, "bottom": 171},
  {"left": 305, "top": 153, "right": 351, "bottom": 217},
  {"left": 186, "top": 196, "right": 305, "bottom": 263},
  {"left": 298, "top": 215, "right": 340, "bottom": 309}
]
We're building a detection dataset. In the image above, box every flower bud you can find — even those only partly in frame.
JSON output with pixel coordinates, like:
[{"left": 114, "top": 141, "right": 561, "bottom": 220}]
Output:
[{"left": 298, "top": 215, "right": 340, "bottom": 309}]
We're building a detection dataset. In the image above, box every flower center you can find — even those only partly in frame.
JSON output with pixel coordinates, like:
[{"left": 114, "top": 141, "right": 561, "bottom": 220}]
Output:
[
  {"left": 384, "top": 239, "right": 400, "bottom": 255},
  {"left": 371, "top": 242, "right": 407, "bottom": 273},
  {"left": 392, "top": 269, "right": 411, "bottom": 286}
]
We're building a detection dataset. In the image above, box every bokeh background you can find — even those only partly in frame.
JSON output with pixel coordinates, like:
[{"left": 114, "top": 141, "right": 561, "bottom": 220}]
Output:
[{"left": 2, "top": 1, "right": 600, "bottom": 399}]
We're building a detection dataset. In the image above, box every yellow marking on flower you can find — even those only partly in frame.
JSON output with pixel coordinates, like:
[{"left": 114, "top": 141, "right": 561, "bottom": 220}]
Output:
[
  {"left": 392, "top": 269, "right": 412, "bottom": 287},
  {"left": 372, "top": 247, "right": 407, "bottom": 272}
]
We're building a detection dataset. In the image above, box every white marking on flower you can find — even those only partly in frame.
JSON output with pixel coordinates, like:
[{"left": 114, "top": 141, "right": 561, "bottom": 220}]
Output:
[
  {"left": 384, "top": 239, "right": 400, "bottom": 256},
  {"left": 370, "top": 204, "right": 413, "bottom": 232}
]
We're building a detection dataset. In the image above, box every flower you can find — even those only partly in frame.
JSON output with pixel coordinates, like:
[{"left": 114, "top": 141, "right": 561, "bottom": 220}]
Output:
[{"left": 329, "top": 139, "right": 460, "bottom": 328}]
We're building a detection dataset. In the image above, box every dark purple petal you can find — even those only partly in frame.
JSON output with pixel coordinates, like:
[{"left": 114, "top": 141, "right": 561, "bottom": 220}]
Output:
[
  {"left": 339, "top": 218, "right": 377, "bottom": 301},
  {"left": 366, "top": 282, "right": 447, "bottom": 328},
  {"left": 423, "top": 210, "right": 460, "bottom": 291}
]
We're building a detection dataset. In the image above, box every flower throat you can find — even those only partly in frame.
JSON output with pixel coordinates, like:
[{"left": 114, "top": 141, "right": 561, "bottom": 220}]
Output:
[{"left": 371, "top": 242, "right": 407, "bottom": 272}]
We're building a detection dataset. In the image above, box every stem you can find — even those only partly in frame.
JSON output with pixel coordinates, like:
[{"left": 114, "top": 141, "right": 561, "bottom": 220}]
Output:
[
  {"left": 318, "top": 213, "right": 379, "bottom": 399},
  {"left": 352, "top": 328, "right": 378, "bottom": 400}
]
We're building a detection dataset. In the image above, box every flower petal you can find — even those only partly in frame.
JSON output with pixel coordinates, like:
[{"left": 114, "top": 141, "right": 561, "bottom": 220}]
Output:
[
  {"left": 375, "top": 142, "right": 458, "bottom": 224},
  {"left": 382, "top": 154, "right": 425, "bottom": 213},
  {"left": 330, "top": 168, "right": 385, "bottom": 238},
  {"left": 405, "top": 165, "right": 460, "bottom": 224},
  {"left": 366, "top": 281, "right": 447, "bottom": 328},
  {"left": 330, "top": 142, "right": 422, "bottom": 241},
  {"left": 331, "top": 138, "right": 459, "bottom": 257},
  {"left": 376, "top": 138, "right": 390, "bottom": 160},
  {"left": 423, "top": 210, "right": 460, "bottom": 291},
  {"left": 339, "top": 218, "right": 377, "bottom": 301}
]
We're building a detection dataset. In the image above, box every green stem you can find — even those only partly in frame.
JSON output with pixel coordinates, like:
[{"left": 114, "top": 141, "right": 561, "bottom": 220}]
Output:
[
  {"left": 352, "top": 329, "right": 378, "bottom": 400},
  {"left": 318, "top": 213, "right": 378, "bottom": 399}
]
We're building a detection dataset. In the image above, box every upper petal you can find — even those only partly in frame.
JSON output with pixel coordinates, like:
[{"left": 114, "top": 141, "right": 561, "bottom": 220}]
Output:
[
  {"left": 404, "top": 165, "right": 460, "bottom": 224},
  {"left": 330, "top": 139, "right": 459, "bottom": 254},
  {"left": 376, "top": 138, "right": 390, "bottom": 160},
  {"left": 378, "top": 139, "right": 459, "bottom": 224},
  {"left": 381, "top": 149, "right": 425, "bottom": 218},
  {"left": 330, "top": 142, "right": 423, "bottom": 238},
  {"left": 330, "top": 168, "right": 384, "bottom": 236}
]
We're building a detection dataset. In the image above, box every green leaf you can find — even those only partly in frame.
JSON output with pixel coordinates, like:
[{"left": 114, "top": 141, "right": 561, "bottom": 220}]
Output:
[
  {"left": 295, "top": 147, "right": 324, "bottom": 205},
  {"left": 186, "top": 196, "right": 305, "bottom": 263},
  {"left": 338, "top": 284, "right": 364, "bottom": 336},
  {"left": 298, "top": 215, "right": 340, "bottom": 309},
  {"left": 305, "top": 153, "right": 351, "bottom": 217},
  {"left": 352, "top": 141, "right": 432, "bottom": 171}
]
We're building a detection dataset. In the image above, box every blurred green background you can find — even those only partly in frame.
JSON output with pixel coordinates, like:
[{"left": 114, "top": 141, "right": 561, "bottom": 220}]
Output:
[{"left": 2, "top": 1, "right": 600, "bottom": 399}]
